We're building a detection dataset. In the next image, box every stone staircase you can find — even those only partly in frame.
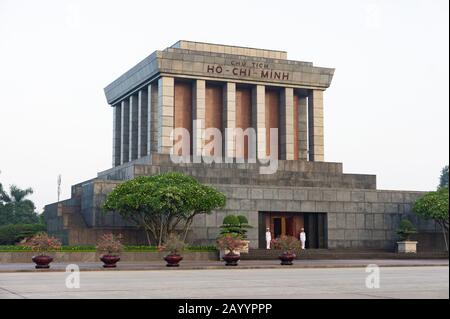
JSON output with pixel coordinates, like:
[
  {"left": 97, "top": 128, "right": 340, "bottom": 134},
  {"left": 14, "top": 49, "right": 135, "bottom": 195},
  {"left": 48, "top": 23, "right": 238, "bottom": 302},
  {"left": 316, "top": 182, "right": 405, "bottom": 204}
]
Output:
[
  {"left": 97, "top": 153, "right": 377, "bottom": 190},
  {"left": 240, "top": 249, "right": 449, "bottom": 260}
]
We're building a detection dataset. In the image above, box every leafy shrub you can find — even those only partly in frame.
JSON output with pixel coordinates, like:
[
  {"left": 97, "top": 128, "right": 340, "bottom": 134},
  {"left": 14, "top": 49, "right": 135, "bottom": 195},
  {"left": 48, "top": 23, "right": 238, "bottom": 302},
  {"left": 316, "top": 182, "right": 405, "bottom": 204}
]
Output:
[
  {"left": 0, "top": 245, "right": 217, "bottom": 252},
  {"left": 96, "top": 233, "right": 124, "bottom": 256},
  {"left": 185, "top": 245, "right": 216, "bottom": 252},
  {"left": 21, "top": 232, "right": 62, "bottom": 255},
  {"left": 158, "top": 234, "right": 187, "bottom": 255},
  {"left": 237, "top": 215, "right": 249, "bottom": 225},
  {"left": 223, "top": 215, "right": 240, "bottom": 225},
  {"left": 58, "top": 245, "right": 96, "bottom": 251},
  {"left": 396, "top": 219, "right": 417, "bottom": 241},
  {"left": 273, "top": 236, "right": 301, "bottom": 253},
  {"left": 0, "top": 224, "right": 46, "bottom": 245},
  {"left": 0, "top": 245, "right": 34, "bottom": 251},
  {"left": 216, "top": 234, "right": 245, "bottom": 254}
]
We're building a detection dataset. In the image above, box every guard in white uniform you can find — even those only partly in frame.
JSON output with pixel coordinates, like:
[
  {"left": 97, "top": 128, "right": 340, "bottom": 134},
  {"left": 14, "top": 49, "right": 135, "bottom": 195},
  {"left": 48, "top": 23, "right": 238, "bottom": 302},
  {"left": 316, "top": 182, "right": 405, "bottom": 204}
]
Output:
[
  {"left": 299, "top": 228, "right": 306, "bottom": 250},
  {"left": 265, "top": 228, "right": 272, "bottom": 250}
]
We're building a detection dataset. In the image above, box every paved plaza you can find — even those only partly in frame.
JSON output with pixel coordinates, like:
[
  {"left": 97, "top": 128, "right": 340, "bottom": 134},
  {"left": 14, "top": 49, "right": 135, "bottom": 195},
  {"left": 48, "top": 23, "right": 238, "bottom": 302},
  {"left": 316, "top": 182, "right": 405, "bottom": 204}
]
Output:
[{"left": 0, "top": 266, "right": 448, "bottom": 299}]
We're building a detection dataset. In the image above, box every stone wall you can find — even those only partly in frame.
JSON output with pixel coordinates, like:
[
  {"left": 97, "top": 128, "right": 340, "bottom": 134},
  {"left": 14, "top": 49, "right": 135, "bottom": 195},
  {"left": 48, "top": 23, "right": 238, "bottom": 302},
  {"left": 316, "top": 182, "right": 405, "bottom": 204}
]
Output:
[
  {"left": 99, "top": 153, "right": 376, "bottom": 190},
  {"left": 186, "top": 184, "right": 432, "bottom": 250},
  {"left": 45, "top": 154, "right": 442, "bottom": 251}
]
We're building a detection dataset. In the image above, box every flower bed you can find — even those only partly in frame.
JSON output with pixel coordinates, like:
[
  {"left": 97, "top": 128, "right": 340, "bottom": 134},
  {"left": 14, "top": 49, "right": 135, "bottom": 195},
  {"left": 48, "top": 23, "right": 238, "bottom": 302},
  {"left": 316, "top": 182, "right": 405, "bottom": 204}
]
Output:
[{"left": 0, "top": 245, "right": 217, "bottom": 253}]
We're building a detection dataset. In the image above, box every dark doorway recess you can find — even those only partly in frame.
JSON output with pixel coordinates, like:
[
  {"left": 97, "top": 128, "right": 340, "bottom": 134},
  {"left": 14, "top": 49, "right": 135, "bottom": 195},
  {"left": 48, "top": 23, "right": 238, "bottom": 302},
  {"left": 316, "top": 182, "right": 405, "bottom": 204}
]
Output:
[{"left": 258, "top": 211, "right": 327, "bottom": 249}]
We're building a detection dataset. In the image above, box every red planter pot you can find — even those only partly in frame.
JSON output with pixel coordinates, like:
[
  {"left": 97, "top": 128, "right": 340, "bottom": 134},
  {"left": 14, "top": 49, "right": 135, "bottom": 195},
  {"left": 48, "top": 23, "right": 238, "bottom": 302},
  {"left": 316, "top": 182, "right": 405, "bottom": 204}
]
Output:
[
  {"left": 100, "top": 255, "right": 121, "bottom": 268},
  {"left": 279, "top": 252, "right": 296, "bottom": 265},
  {"left": 32, "top": 255, "right": 53, "bottom": 269},
  {"left": 164, "top": 254, "right": 183, "bottom": 267},
  {"left": 222, "top": 253, "right": 240, "bottom": 266}
]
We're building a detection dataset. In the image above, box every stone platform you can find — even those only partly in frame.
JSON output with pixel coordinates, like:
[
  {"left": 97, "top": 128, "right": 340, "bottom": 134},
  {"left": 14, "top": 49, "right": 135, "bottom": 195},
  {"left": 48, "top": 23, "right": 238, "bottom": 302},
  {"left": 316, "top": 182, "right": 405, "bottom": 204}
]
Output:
[
  {"left": 240, "top": 249, "right": 449, "bottom": 260},
  {"left": 0, "top": 259, "right": 448, "bottom": 273},
  {"left": 44, "top": 153, "right": 444, "bottom": 251}
]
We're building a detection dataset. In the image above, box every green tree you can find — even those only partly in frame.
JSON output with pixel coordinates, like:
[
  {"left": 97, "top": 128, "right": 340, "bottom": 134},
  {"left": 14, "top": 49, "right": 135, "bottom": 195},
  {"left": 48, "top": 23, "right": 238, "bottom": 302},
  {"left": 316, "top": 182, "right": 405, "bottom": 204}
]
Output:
[
  {"left": 0, "top": 223, "right": 46, "bottom": 244},
  {"left": 219, "top": 215, "right": 252, "bottom": 239},
  {"left": 439, "top": 165, "right": 449, "bottom": 189},
  {"left": 103, "top": 172, "right": 226, "bottom": 246},
  {"left": 396, "top": 219, "right": 417, "bottom": 241},
  {"left": 413, "top": 187, "right": 449, "bottom": 251},
  {"left": 0, "top": 183, "right": 39, "bottom": 226}
]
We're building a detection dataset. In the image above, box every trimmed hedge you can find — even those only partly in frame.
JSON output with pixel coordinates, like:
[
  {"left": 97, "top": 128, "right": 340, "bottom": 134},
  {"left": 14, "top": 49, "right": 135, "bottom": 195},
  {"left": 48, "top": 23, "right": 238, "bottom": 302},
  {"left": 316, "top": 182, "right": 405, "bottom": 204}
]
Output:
[
  {"left": 0, "top": 224, "right": 46, "bottom": 245},
  {"left": 0, "top": 245, "right": 217, "bottom": 253}
]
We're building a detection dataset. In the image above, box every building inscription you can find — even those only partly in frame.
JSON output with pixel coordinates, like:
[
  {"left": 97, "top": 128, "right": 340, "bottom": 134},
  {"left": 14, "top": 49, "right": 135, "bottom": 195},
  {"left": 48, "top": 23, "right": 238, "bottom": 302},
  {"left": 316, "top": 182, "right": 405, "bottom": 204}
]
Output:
[{"left": 206, "top": 60, "right": 290, "bottom": 81}]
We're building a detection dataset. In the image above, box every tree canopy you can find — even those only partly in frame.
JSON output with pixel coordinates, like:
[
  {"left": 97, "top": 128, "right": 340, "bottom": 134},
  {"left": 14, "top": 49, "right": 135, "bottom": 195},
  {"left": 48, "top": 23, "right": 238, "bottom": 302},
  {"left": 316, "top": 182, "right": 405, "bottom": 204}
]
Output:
[
  {"left": 413, "top": 187, "right": 449, "bottom": 251},
  {"left": 0, "top": 180, "right": 39, "bottom": 226},
  {"left": 439, "top": 165, "right": 449, "bottom": 189},
  {"left": 103, "top": 172, "right": 226, "bottom": 246}
]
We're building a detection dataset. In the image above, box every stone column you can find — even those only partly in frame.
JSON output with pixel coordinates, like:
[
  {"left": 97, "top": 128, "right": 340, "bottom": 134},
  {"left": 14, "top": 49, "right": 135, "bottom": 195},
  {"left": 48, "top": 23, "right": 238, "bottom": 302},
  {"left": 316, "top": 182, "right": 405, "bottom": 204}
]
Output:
[
  {"left": 149, "top": 82, "right": 158, "bottom": 153},
  {"left": 157, "top": 76, "right": 174, "bottom": 154},
  {"left": 192, "top": 79, "right": 205, "bottom": 158},
  {"left": 137, "top": 88, "right": 149, "bottom": 158},
  {"left": 298, "top": 95, "right": 308, "bottom": 160},
  {"left": 252, "top": 85, "right": 266, "bottom": 160},
  {"left": 112, "top": 104, "right": 122, "bottom": 167},
  {"left": 223, "top": 82, "right": 236, "bottom": 159},
  {"left": 308, "top": 90, "right": 324, "bottom": 161},
  {"left": 280, "top": 87, "right": 295, "bottom": 160},
  {"left": 129, "top": 94, "right": 139, "bottom": 161},
  {"left": 120, "top": 99, "right": 130, "bottom": 165}
]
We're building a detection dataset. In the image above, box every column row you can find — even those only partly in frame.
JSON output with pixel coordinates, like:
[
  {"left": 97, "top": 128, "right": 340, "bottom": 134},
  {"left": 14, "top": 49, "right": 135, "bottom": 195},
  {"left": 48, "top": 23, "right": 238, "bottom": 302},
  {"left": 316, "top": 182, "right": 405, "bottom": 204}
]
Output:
[
  {"left": 112, "top": 77, "right": 325, "bottom": 166},
  {"left": 112, "top": 84, "right": 156, "bottom": 166}
]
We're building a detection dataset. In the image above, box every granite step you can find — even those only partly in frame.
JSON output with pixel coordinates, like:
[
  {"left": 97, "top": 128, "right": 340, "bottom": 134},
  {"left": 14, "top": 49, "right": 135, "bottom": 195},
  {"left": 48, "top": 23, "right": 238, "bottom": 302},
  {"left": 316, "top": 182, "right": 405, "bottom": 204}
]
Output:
[{"left": 240, "top": 249, "right": 449, "bottom": 260}]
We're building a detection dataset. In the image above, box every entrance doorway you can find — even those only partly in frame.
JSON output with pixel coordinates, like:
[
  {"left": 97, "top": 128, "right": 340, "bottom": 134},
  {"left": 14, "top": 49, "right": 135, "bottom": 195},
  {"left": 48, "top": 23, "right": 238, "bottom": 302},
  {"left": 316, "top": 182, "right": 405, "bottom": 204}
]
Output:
[
  {"left": 273, "top": 218, "right": 282, "bottom": 238},
  {"left": 258, "top": 211, "right": 327, "bottom": 249}
]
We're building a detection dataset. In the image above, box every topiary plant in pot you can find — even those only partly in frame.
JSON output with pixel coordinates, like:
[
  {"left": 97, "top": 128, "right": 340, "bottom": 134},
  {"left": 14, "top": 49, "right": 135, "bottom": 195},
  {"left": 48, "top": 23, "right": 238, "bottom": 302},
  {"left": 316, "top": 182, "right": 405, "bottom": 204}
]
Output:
[
  {"left": 96, "top": 233, "right": 124, "bottom": 268},
  {"left": 219, "top": 214, "right": 252, "bottom": 239},
  {"left": 159, "top": 234, "right": 187, "bottom": 267},
  {"left": 216, "top": 234, "right": 245, "bottom": 266},
  {"left": 219, "top": 214, "right": 252, "bottom": 254},
  {"left": 273, "top": 235, "right": 301, "bottom": 265},
  {"left": 23, "top": 232, "right": 62, "bottom": 269},
  {"left": 396, "top": 219, "right": 418, "bottom": 253}
]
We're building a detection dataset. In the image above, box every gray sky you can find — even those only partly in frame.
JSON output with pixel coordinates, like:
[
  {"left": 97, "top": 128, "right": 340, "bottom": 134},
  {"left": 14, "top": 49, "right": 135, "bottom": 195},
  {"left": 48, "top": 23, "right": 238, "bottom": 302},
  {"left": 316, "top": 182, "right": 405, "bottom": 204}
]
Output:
[{"left": 0, "top": 0, "right": 448, "bottom": 212}]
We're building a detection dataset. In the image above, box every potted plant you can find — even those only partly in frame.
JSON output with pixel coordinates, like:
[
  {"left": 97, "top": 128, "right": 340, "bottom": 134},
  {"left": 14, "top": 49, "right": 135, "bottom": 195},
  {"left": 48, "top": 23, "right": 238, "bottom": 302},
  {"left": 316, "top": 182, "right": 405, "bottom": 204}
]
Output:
[
  {"left": 159, "top": 234, "right": 187, "bottom": 267},
  {"left": 396, "top": 219, "right": 418, "bottom": 253},
  {"left": 273, "top": 235, "right": 301, "bottom": 265},
  {"left": 23, "top": 232, "right": 62, "bottom": 269},
  {"left": 219, "top": 215, "right": 252, "bottom": 254},
  {"left": 96, "top": 233, "right": 124, "bottom": 268},
  {"left": 216, "top": 235, "right": 245, "bottom": 266}
]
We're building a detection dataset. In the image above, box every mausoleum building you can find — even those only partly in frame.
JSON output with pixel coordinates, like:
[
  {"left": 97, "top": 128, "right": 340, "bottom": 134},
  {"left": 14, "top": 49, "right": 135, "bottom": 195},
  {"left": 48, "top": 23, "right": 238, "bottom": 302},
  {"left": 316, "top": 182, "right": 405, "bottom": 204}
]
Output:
[{"left": 44, "top": 41, "right": 441, "bottom": 250}]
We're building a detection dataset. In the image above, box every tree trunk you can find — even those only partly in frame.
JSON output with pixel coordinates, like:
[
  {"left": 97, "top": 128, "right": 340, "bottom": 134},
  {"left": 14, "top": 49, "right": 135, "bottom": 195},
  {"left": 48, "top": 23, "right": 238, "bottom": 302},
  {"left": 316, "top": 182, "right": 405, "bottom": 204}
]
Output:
[
  {"left": 158, "top": 214, "right": 164, "bottom": 247},
  {"left": 183, "top": 218, "right": 194, "bottom": 241},
  {"left": 145, "top": 231, "right": 152, "bottom": 246},
  {"left": 163, "top": 218, "right": 170, "bottom": 243},
  {"left": 141, "top": 217, "right": 156, "bottom": 247},
  {"left": 440, "top": 221, "right": 449, "bottom": 252}
]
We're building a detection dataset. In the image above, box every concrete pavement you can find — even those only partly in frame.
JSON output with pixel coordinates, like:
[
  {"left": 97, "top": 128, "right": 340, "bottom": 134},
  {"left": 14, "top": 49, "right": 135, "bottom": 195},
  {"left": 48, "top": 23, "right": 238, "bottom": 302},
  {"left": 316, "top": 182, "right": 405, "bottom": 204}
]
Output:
[{"left": 0, "top": 266, "right": 448, "bottom": 299}]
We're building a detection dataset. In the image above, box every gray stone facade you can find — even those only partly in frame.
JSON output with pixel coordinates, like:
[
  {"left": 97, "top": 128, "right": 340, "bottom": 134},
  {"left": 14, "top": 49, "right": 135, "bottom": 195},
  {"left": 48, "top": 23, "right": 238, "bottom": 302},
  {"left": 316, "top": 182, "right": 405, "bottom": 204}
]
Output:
[
  {"left": 45, "top": 153, "right": 440, "bottom": 250},
  {"left": 44, "top": 41, "right": 442, "bottom": 251},
  {"left": 104, "top": 41, "right": 333, "bottom": 106}
]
